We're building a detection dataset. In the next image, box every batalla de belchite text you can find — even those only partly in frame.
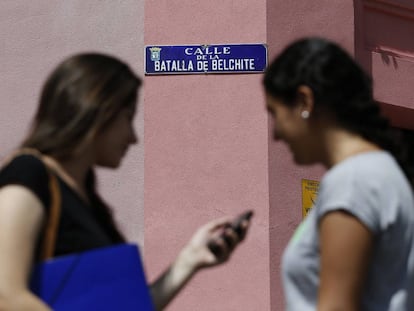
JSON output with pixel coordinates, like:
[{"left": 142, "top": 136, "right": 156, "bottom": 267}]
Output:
[{"left": 153, "top": 46, "right": 256, "bottom": 72}]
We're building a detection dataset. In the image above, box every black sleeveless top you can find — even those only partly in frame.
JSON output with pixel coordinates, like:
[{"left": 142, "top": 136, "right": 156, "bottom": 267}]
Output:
[{"left": 0, "top": 154, "right": 119, "bottom": 260}]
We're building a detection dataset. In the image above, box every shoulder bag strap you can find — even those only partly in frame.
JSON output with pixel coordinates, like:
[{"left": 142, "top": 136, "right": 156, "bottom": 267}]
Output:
[
  {"left": 1, "top": 148, "right": 61, "bottom": 260},
  {"left": 40, "top": 170, "right": 61, "bottom": 260}
]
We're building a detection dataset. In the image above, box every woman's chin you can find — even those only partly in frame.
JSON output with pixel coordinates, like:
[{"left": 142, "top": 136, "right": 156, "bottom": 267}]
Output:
[{"left": 96, "top": 157, "right": 123, "bottom": 169}]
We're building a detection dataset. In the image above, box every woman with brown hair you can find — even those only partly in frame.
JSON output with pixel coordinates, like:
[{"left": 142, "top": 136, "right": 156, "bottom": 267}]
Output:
[{"left": 0, "top": 53, "right": 252, "bottom": 310}]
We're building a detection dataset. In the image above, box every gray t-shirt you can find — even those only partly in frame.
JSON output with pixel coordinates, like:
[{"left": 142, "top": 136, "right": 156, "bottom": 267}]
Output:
[{"left": 282, "top": 151, "right": 414, "bottom": 311}]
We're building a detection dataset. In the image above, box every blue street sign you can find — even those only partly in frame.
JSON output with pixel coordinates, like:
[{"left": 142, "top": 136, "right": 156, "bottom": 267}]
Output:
[{"left": 145, "top": 44, "right": 267, "bottom": 75}]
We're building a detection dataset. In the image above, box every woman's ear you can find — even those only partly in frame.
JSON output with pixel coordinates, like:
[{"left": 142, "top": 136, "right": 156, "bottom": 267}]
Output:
[{"left": 296, "top": 85, "right": 315, "bottom": 116}]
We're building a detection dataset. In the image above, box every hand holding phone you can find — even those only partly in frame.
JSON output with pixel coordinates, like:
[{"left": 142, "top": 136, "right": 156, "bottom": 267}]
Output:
[
  {"left": 207, "top": 210, "right": 254, "bottom": 257},
  {"left": 231, "top": 210, "right": 253, "bottom": 237}
]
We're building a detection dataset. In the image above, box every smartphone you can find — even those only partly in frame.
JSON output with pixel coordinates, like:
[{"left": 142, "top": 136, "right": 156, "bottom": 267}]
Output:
[
  {"left": 231, "top": 210, "right": 254, "bottom": 236},
  {"left": 208, "top": 210, "right": 254, "bottom": 257}
]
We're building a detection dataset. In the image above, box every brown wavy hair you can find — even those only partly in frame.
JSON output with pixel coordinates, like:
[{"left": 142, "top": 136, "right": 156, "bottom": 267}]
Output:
[
  {"left": 23, "top": 53, "right": 141, "bottom": 159},
  {"left": 23, "top": 53, "right": 142, "bottom": 242}
]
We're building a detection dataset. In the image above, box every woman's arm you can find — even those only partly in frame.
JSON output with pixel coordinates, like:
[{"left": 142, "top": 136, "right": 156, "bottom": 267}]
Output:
[
  {"left": 150, "top": 217, "right": 250, "bottom": 311},
  {"left": 318, "top": 211, "right": 374, "bottom": 311},
  {"left": 0, "top": 185, "right": 52, "bottom": 311}
]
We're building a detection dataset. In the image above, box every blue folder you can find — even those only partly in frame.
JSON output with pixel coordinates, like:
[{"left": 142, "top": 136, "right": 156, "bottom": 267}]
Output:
[{"left": 30, "top": 243, "right": 154, "bottom": 310}]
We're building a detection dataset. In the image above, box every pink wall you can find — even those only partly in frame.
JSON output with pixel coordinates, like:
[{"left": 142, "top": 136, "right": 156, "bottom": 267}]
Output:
[
  {"left": 3, "top": 1, "right": 413, "bottom": 310},
  {"left": 0, "top": 1, "right": 145, "bottom": 245},
  {"left": 266, "top": 1, "right": 354, "bottom": 309},
  {"left": 355, "top": 0, "right": 414, "bottom": 130},
  {"left": 143, "top": 0, "right": 270, "bottom": 310}
]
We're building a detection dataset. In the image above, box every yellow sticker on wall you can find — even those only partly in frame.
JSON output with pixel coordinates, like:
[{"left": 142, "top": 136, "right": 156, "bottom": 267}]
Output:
[{"left": 301, "top": 179, "right": 319, "bottom": 218}]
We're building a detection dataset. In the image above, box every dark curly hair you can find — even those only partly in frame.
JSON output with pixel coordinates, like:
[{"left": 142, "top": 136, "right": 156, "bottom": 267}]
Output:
[{"left": 263, "top": 37, "right": 414, "bottom": 185}]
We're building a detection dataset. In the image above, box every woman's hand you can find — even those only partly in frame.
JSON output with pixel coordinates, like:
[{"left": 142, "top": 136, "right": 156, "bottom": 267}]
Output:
[
  {"left": 150, "top": 213, "right": 253, "bottom": 311},
  {"left": 178, "top": 215, "right": 252, "bottom": 271}
]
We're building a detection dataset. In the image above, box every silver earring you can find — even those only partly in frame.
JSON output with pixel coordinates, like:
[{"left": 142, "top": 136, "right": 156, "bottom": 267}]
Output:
[{"left": 301, "top": 110, "right": 310, "bottom": 119}]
